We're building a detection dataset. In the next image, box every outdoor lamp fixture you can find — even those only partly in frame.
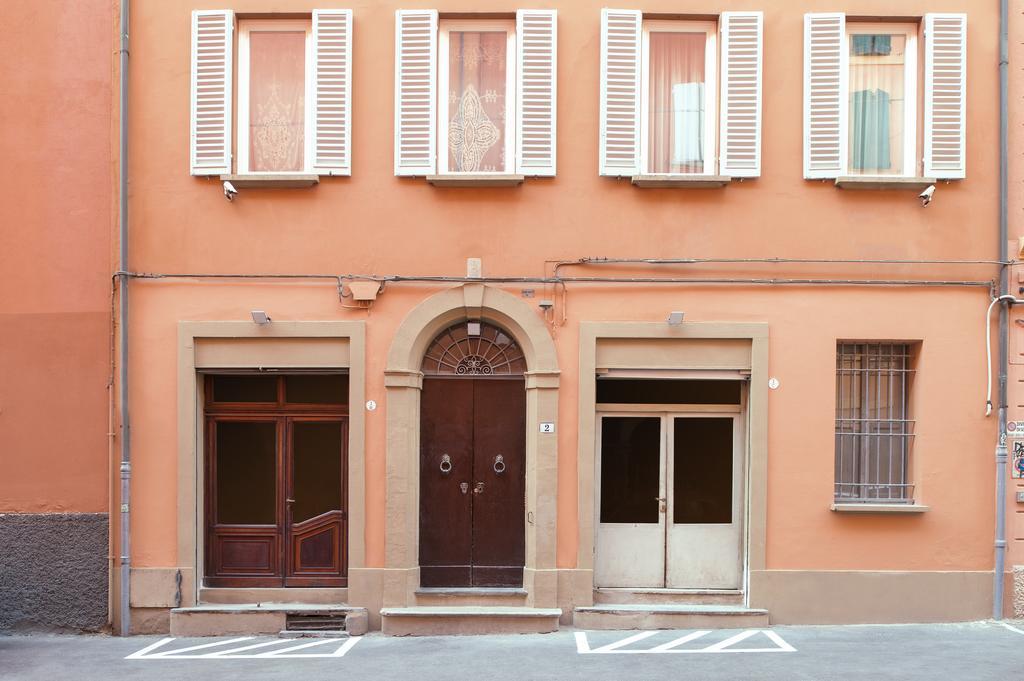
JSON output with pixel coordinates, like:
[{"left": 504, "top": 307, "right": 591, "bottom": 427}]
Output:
[
  {"left": 250, "top": 310, "right": 272, "bottom": 325},
  {"left": 667, "top": 311, "right": 685, "bottom": 326}
]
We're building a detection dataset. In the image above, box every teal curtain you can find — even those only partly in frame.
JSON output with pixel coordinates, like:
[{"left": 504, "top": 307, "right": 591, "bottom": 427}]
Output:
[{"left": 851, "top": 89, "right": 890, "bottom": 171}]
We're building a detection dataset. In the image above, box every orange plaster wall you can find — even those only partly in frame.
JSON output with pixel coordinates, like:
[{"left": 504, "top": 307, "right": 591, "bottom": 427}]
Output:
[
  {"left": 126, "top": 0, "right": 1000, "bottom": 571},
  {"left": 0, "top": 0, "right": 114, "bottom": 513}
]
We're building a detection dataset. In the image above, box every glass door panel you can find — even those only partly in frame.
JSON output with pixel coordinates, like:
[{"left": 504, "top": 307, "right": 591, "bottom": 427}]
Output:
[
  {"left": 595, "top": 416, "right": 666, "bottom": 587},
  {"left": 286, "top": 419, "right": 346, "bottom": 585},
  {"left": 666, "top": 415, "right": 743, "bottom": 589}
]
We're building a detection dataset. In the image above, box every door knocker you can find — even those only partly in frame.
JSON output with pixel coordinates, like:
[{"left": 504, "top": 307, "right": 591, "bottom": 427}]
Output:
[
  {"left": 493, "top": 454, "right": 506, "bottom": 475},
  {"left": 439, "top": 454, "right": 452, "bottom": 475}
]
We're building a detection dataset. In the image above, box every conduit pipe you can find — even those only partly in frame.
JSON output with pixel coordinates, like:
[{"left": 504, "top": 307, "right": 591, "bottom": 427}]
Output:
[
  {"left": 117, "top": 271, "right": 995, "bottom": 289},
  {"left": 986, "top": 295, "right": 1021, "bottom": 417},
  {"left": 117, "top": 0, "right": 131, "bottom": 637},
  {"left": 995, "top": 0, "right": 1010, "bottom": 621}
]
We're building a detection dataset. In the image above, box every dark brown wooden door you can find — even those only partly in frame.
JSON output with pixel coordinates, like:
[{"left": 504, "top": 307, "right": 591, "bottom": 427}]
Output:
[
  {"left": 204, "top": 375, "right": 347, "bottom": 588},
  {"left": 419, "top": 377, "right": 525, "bottom": 587}
]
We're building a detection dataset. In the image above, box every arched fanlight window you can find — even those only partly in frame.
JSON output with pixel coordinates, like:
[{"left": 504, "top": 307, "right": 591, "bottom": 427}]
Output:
[{"left": 422, "top": 321, "right": 526, "bottom": 376}]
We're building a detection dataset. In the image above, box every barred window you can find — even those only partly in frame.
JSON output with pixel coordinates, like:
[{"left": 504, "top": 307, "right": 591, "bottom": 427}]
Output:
[{"left": 835, "top": 343, "right": 915, "bottom": 503}]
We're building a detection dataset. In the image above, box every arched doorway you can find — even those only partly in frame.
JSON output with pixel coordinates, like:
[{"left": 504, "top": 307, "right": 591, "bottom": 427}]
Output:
[{"left": 418, "top": 320, "right": 527, "bottom": 587}]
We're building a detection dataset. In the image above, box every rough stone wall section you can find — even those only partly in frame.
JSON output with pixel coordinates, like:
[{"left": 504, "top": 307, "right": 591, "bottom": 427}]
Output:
[
  {"left": 1014, "top": 565, "right": 1024, "bottom": 618},
  {"left": 0, "top": 513, "right": 109, "bottom": 632}
]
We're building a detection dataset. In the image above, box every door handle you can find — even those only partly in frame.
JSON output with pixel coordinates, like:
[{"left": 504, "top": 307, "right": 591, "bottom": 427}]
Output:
[
  {"left": 656, "top": 497, "right": 666, "bottom": 513},
  {"left": 460, "top": 482, "right": 469, "bottom": 495},
  {"left": 474, "top": 482, "right": 485, "bottom": 494},
  {"left": 286, "top": 498, "right": 296, "bottom": 504},
  {"left": 493, "top": 455, "right": 506, "bottom": 475},
  {"left": 440, "top": 454, "right": 452, "bottom": 475}
]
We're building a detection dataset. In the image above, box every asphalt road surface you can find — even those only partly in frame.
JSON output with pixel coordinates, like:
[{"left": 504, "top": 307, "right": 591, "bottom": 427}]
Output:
[{"left": 2, "top": 621, "right": 1023, "bottom": 680}]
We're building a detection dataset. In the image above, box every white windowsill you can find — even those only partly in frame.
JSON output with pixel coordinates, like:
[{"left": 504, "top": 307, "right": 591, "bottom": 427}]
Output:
[
  {"left": 219, "top": 174, "right": 320, "bottom": 189},
  {"left": 834, "top": 176, "right": 936, "bottom": 191},
  {"left": 425, "top": 174, "right": 525, "bottom": 187},
  {"left": 631, "top": 175, "right": 732, "bottom": 188},
  {"left": 831, "top": 503, "right": 929, "bottom": 514}
]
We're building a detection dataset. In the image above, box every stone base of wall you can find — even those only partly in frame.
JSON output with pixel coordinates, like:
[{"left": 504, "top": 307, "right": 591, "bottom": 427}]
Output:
[
  {"left": 750, "top": 570, "right": 992, "bottom": 624},
  {"left": 0, "top": 513, "right": 109, "bottom": 632},
  {"left": 1014, "top": 566, "right": 1024, "bottom": 618}
]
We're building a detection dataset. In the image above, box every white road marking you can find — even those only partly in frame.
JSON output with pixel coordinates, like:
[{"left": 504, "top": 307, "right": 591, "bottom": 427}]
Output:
[
  {"left": 125, "top": 636, "right": 361, "bottom": 660},
  {"left": 649, "top": 630, "right": 712, "bottom": 652},
  {"left": 151, "top": 637, "right": 254, "bottom": 657},
  {"left": 124, "top": 638, "right": 176, "bottom": 659},
  {"left": 998, "top": 622, "right": 1024, "bottom": 636},
  {"left": 576, "top": 629, "right": 796, "bottom": 654}
]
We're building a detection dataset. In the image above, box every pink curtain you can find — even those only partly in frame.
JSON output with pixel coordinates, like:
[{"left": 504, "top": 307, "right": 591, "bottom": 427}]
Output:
[
  {"left": 249, "top": 31, "right": 305, "bottom": 172},
  {"left": 447, "top": 31, "right": 507, "bottom": 172},
  {"left": 648, "top": 32, "right": 705, "bottom": 174}
]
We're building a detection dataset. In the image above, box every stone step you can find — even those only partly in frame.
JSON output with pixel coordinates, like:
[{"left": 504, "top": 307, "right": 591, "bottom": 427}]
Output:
[
  {"left": 380, "top": 606, "right": 562, "bottom": 636},
  {"left": 169, "top": 603, "right": 368, "bottom": 637},
  {"left": 592, "top": 588, "right": 744, "bottom": 606},
  {"left": 573, "top": 604, "right": 768, "bottom": 630},
  {"left": 199, "top": 587, "right": 348, "bottom": 605},
  {"left": 414, "top": 587, "right": 529, "bottom": 607}
]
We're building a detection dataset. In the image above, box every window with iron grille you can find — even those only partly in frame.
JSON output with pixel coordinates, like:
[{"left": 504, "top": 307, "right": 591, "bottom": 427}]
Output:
[{"left": 835, "top": 343, "right": 915, "bottom": 503}]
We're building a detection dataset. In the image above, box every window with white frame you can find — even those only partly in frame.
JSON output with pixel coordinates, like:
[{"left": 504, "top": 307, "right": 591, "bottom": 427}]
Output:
[
  {"left": 237, "top": 20, "right": 314, "bottom": 174},
  {"left": 845, "top": 24, "right": 916, "bottom": 177},
  {"left": 394, "top": 9, "right": 557, "bottom": 178},
  {"left": 804, "top": 13, "right": 966, "bottom": 181},
  {"left": 189, "top": 10, "right": 352, "bottom": 177},
  {"left": 641, "top": 20, "right": 717, "bottom": 175},
  {"left": 834, "top": 343, "right": 916, "bottom": 504},
  {"left": 599, "top": 10, "right": 763, "bottom": 179},
  {"left": 439, "top": 20, "right": 516, "bottom": 174}
]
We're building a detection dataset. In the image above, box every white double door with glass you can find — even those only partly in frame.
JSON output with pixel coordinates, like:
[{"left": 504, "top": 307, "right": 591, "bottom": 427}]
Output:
[{"left": 596, "top": 411, "right": 744, "bottom": 589}]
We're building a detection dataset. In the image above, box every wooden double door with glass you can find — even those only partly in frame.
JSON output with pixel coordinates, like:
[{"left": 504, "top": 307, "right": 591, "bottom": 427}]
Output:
[
  {"left": 419, "top": 377, "right": 526, "bottom": 587},
  {"left": 204, "top": 374, "right": 348, "bottom": 588},
  {"left": 596, "top": 411, "right": 744, "bottom": 589}
]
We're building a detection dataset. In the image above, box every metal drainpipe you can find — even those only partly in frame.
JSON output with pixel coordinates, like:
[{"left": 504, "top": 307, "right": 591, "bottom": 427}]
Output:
[
  {"left": 994, "top": 0, "right": 1009, "bottom": 621},
  {"left": 118, "top": 0, "right": 131, "bottom": 636}
]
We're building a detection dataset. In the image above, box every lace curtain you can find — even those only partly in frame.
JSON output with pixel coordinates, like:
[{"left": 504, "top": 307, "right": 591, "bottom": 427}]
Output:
[
  {"left": 447, "top": 31, "right": 508, "bottom": 173},
  {"left": 249, "top": 31, "right": 306, "bottom": 172}
]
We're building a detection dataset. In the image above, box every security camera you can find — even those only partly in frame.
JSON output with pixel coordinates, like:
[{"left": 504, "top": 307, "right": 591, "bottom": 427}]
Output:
[
  {"left": 223, "top": 180, "right": 238, "bottom": 201},
  {"left": 919, "top": 184, "right": 935, "bottom": 207}
]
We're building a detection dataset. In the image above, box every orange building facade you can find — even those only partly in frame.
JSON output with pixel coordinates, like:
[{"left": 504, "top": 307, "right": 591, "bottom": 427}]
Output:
[
  {"left": 5, "top": 0, "right": 1020, "bottom": 635},
  {"left": 0, "top": 0, "right": 115, "bottom": 631}
]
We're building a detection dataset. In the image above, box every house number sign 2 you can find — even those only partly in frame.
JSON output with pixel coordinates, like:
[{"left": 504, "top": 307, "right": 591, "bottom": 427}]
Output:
[{"left": 540, "top": 422, "right": 555, "bottom": 433}]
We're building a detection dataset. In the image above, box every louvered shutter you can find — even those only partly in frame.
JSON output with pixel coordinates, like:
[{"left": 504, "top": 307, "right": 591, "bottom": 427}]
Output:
[
  {"left": 516, "top": 10, "right": 557, "bottom": 176},
  {"left": 719, "top": 12, "right": 763, "bottom": 178},
  {"left": 599, "top": 9, "right": 641, "bottom": 176},
  {"left": 190, "top": 10, "right": 234, "bottom": 175},
  {"left": 924, "top": 14, "right": 967, "bottom": 179},
  {"left": 312, "top": 10, "right": 352, "bottom": 175},
  {"left": 803, "top": 13, "right": 846, "bottom": 179},
  {"left": 394, "top": 9, "right": 438, "bottom": 176}
]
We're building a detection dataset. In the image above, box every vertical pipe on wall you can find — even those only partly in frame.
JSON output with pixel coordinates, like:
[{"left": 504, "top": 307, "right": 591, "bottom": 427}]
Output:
[
  {"left": 118, "top": 0, "right": 131, "bottom": 636},
  {"left": 995, "top": 0, "right": 1009, "bottom": 621}
]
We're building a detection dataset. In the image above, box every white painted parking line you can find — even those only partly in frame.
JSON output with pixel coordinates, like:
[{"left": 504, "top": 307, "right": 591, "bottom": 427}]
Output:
[
  {"left": 125, "top": 636, "right": 361, "bottom": 660},
  {"left": 998, "top": 622, "right": 1024, "bottom": 636},
  {"left": 575, "top": 629, "right": 796, "bottom": 654}
]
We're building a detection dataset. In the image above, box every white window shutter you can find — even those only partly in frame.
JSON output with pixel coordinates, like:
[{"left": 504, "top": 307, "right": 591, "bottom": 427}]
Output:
[
  {"left": 924, "top": 13, "right": 967, "bottom": 179},
  {"left": 312, "top": 9, "right": 353, "bottom": 176},
  {"left": 190, "top": 10, "right": 234, "bottom": 176},
  {"left": 599, "top": 9, "right": 641, "bottom": 177},
  {"left": 394, "top": 9, "right": 438, "bottom": 176},
  {"left": 719, "top": 12, "right": 763, "bottom": 178},
  {"left": 803, "top": 13, "right": 846, "bottom": 179},
  {"left": 516, "top": 9, "right": 557, "bottom": 177}
]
